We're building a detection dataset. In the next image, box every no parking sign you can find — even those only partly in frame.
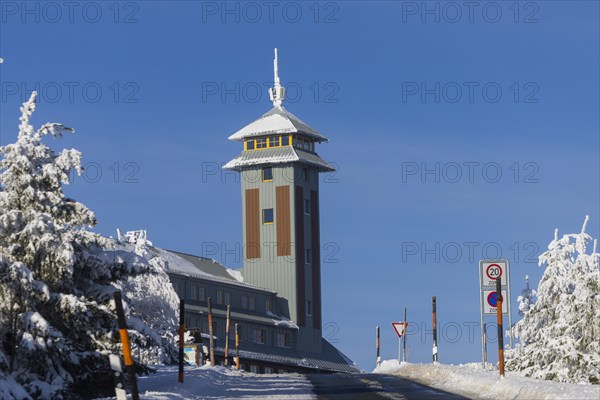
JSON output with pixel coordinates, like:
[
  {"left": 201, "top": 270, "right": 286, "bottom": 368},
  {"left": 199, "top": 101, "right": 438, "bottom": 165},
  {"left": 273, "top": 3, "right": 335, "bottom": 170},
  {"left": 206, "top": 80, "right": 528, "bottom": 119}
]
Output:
[{"left": 482, "top": 289, "right": 508, "bottom": 314}]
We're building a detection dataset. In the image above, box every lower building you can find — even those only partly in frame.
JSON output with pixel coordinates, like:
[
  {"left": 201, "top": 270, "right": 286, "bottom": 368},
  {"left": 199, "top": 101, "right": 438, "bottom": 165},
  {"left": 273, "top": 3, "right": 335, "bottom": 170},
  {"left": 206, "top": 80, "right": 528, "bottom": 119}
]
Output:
[{"left": 161, "top": 248, "right": 359, "bottom": 374}]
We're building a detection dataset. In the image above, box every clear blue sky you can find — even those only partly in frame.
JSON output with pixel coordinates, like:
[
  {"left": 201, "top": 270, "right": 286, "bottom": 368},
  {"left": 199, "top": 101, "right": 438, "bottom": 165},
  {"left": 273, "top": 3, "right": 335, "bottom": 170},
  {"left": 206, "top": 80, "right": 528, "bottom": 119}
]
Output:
[{"left": 1, "top": 1, "right": 598, "bottom": 371}]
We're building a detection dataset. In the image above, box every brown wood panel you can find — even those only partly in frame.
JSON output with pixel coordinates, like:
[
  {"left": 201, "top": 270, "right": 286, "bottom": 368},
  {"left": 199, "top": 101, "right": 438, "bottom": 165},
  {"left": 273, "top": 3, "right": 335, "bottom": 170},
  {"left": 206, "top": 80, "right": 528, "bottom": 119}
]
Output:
[
  {"left": 310, "top": 190, "right": 322, "bottom": 329},
  {"left": 294, "top": 185, "right": 306, "bottom": 327},
  {"left": 245, "top": 188, "right": 260, "bottom": 259},
  {"left": 276, "top": 185, "right": 291, "bottom": 256}
]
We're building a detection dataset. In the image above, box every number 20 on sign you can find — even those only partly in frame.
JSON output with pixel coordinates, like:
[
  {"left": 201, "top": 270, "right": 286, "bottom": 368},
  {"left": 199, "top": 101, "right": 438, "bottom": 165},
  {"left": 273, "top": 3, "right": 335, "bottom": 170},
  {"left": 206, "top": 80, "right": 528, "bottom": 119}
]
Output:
[{"left": 481, "top": 260, "right": 508, "bottom": 287}]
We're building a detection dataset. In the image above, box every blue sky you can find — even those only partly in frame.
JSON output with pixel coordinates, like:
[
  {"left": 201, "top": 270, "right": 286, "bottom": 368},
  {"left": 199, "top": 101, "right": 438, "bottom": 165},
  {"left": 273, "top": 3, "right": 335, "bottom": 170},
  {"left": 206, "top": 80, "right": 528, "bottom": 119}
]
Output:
[{"left": 1, "top": 1, "right": 598, "bottom": 370}]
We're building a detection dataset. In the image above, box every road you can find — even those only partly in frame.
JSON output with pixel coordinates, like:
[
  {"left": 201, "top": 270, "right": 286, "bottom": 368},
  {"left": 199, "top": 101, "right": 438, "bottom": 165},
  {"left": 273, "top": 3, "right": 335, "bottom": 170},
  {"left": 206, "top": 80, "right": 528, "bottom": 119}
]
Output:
[{"left": 307, "top": 373, "right": 468, "bottom": 400}]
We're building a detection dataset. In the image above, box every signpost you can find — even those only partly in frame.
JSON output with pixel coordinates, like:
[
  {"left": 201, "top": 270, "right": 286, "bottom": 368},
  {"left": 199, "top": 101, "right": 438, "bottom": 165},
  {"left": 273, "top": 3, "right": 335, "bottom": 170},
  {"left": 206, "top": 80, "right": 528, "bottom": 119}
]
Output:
[
  {"left": 478, "top": 259, "right": 513, "bottom": 368},
  {"left": 392, "top": 321, "right": 409, "bottom": 363}
]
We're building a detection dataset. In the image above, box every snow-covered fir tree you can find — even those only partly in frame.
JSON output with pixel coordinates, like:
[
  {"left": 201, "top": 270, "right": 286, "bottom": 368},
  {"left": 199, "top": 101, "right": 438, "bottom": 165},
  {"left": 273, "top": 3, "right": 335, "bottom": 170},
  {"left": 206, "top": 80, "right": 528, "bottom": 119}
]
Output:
[
  {"left": 506, "top": 216, "right": 600, "bottom": 384},
  {"left": 517, "top": 275, "right": 536, "bottom": 317},
  {"left": 0, "top": 93, "right": 178, "bottom": 399}
]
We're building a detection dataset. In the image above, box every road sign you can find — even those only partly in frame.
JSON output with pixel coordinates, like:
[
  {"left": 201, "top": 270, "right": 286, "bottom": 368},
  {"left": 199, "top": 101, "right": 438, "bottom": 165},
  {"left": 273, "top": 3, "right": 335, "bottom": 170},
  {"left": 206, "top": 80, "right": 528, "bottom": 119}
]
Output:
[
  {"left": 479, "top": 258, "right": 513, "bottom": 366},
  {"left": 482, "top": 289, "right": 508, "bottom": 314},
  {"left": 481, "top": 260, "right": 508, "bottom": 287},
  {"left": 392, "top": 322, "right": 408, "bottom": 338}
]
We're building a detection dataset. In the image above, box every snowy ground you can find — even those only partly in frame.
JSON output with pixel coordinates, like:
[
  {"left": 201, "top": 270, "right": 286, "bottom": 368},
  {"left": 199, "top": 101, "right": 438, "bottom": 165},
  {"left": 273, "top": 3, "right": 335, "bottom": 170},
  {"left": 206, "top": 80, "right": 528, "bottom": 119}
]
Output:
[
  {"left": 374, "top": 360, "right": 600, "bottom": 400},
  {"left": 129, "top": 365, "right": 315, "bottom": 399}
]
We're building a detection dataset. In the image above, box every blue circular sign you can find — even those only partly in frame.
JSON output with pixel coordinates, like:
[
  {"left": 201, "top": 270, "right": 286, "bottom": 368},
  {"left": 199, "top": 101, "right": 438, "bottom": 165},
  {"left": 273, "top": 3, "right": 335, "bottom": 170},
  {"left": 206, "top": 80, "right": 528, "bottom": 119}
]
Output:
[{"left": 487, "top": 291, "right": 502, "bottom": 307}]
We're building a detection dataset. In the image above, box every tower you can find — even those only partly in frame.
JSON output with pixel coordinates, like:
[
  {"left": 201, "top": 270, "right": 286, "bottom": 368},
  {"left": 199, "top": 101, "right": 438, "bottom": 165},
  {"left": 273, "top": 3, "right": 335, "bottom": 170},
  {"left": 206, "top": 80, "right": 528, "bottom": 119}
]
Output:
[{"left": 224, "top": 49, "right": 335, "bottom": 352}]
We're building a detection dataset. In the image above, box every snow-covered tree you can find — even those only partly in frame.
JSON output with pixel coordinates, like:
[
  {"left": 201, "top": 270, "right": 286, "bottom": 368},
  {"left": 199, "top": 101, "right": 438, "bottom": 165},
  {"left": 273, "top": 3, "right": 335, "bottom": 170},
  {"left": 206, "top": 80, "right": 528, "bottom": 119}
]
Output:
[
  {"left": 506, "top": 216, "right": 600, "bottom": 384},
  {"left": 517, "top": 275, "right": 536, "bottom": 317},
  {"left": 0, "top": 93, "right": 178, "bottom": 398}
]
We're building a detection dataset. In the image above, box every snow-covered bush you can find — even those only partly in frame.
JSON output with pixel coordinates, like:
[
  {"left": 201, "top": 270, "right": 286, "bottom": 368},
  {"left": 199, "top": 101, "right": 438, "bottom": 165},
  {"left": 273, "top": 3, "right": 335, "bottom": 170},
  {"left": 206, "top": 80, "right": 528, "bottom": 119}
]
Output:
[
  {"left": 506, "top": 216, "right": 600, "bottom": 384},
  {"left": 0, "top": 93, "right": 178, "bottom": 398}
]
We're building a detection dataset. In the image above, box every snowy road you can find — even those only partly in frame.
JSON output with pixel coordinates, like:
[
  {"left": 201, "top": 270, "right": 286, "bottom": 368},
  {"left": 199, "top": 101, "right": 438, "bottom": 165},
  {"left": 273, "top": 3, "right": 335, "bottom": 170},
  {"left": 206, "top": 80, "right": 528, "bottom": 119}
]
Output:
[
  {"left": 307, "top": 373, "right": 467, "bottom": 400},
  {"left": 132, "top": 365, "right": 466, "bottom": 399}
]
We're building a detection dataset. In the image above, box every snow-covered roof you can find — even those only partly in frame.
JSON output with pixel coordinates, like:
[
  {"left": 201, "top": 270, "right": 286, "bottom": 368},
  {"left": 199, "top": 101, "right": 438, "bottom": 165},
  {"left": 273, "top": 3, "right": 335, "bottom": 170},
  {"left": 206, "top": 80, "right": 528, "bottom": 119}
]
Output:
[
  {"left": 211, "top": 338, "right": 362, "bottom": 374},
  {"left": 185, "top": 303, "right": 297, "bottom": 329},
  {"left": 228, "top": 106, "right": 329, "bottom": 143},
  {"left": 223, "top": 146, "right": 335, "bottom": 172},
  {"left": 156, "top": 248, "right": 277, "bottom": 294}
]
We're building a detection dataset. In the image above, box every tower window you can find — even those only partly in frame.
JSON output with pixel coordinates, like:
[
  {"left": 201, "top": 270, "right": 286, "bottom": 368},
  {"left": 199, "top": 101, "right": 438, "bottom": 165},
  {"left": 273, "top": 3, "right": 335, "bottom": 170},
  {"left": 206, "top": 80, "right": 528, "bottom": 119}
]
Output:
[
  {"left": 304, "top": 199, "right": 310, "bottom": 215},
  {"left": 262, "top": 208, "right": 274, "bottom": 224},
  {"left": 246, "top": 140, "right": 255, "bottom": 150},
  {"left": 269, "top": 136, "right": 281, "bottom": 147},
  {"left": 306, "top": 300, "right": 312, "bottom": 316},
  {"left": 262, "top": 167, "right": 273, "bottom": 182},
  {"left": 305, "top": 248, "right": 312, "bottom": 263},
  {"left": 256, "top": 137, "right": 267, "bottom": 149},
  {"left": 303, "top": 168, "right": 309, "bottom": 182}
]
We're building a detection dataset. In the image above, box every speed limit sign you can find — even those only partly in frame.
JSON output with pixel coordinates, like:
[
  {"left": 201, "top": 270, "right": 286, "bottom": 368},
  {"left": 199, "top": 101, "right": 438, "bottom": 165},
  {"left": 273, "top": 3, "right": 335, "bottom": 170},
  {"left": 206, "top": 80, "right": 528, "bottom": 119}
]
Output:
[{"left": 480, "top": 260, "right": 507, "bottom": 287}]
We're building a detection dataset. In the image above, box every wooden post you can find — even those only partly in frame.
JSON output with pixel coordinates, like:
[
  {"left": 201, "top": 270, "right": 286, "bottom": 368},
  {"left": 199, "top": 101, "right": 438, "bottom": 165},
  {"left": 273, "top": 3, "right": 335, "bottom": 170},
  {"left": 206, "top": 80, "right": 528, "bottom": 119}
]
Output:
[
  {"left": 376, "top": 326, "right": 381, "bottom": 367},
  {"left": 432, "top": 296, "right": 438, "bottom": 364},
  {"left": 224, "top": 305, "right": 231, "bottom": 366},
  {"left": 403, "top": 306, "right": 407, "bottom": 362},
  {"left": 178, "top": 299, "right": 184, "bottom": 383},
  {"left": 235, "top": 323, "right": 240, "bottom": 370},
  {"left": 496, "top": 278, "right": 505, "bottom": 377},
  {"left": 208, "top": 297, "right": 215, "bottom": 366},
  {"left": 113, "top": 292, "right": 140, "bottom": 400},
  {"left": 109, "top": 354, "right": 127, "bottom": 400}
]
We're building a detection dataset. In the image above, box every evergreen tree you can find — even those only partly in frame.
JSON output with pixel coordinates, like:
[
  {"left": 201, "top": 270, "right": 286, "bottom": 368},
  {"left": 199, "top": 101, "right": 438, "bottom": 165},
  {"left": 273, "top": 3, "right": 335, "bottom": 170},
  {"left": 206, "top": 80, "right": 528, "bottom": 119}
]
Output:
[
  {"left": 506, "top": 216, "right": 600, "bottom": 384},
  {"left": 0, "top": 93, "right": 177, "bottom": 399},
  {"left": 517, "top": 275, "right": 536, "bottom": 317}
]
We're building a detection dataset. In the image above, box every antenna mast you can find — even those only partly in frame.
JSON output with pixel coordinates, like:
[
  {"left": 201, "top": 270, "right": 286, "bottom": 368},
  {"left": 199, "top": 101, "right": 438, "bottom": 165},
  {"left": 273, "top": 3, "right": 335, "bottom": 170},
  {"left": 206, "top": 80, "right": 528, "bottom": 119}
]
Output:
[{"left": 269, "top": 48, "right": 286, "bottom": 107}]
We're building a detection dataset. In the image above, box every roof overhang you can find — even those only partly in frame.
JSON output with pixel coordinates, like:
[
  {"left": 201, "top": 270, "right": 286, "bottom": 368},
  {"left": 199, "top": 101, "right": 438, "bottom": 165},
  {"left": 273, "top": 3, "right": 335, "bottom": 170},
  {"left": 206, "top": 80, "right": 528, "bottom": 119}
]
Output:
[{"left": 228, "top": 106, "right": 329, "bottom": 143}]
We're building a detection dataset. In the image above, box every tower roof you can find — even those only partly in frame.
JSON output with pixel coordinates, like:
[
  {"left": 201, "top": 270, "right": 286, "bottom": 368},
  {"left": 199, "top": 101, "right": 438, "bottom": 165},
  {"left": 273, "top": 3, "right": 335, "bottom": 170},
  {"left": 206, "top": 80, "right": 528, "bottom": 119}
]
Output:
[
  {"left": 223, "top": 145, "right": 335, "bottom": 172},
  {"left": 227, "top": 105, "right": 329, "bottom": 143},
  {"left": 228, "top": 48, "right": 329, "bottom": 143}
]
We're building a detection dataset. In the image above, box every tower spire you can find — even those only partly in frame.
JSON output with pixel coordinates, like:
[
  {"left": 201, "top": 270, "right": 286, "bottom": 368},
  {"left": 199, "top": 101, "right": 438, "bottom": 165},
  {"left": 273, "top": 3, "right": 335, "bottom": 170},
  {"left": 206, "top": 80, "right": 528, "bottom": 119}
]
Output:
[{"left": 269, "top": 48, "right": 285, "bottom": 107}]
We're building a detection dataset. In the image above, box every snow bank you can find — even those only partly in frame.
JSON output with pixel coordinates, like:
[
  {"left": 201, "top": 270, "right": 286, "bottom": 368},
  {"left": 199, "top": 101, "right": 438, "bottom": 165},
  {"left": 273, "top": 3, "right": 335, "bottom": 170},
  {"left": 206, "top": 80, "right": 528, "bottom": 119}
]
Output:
[
  {"left": 129, "top": 364, "right": 315, "bottom": 399},
  {"left": 374, "top": 361, "right": 600, "bottom": 400}
]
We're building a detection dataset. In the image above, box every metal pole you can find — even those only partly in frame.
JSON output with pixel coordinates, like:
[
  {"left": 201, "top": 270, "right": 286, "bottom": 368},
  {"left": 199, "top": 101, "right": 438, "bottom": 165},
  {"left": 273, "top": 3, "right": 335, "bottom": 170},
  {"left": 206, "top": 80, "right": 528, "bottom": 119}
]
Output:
[
  {"left": 403, "top": 307, "right": 407, "bottom": 363},
  {"left": 376, "top": 326, "right": 381, "bottom": 367},
  {"left": 479, "top": 260, "right": 485, "bottom": 369},
  {"left": 483, "top": 322, "right": 488, "bottom": 368},
  {"left": 496, "top": 278, "right": 505, "bottom": 377},
  {"left": 224, "top": 305, "right": 231, "bottom": 366},
  {"left": 178, "top": 299, "right": 184, "bottom": 383},
  {"left": 113, "top": 292, "right": 140, "bottom": 400},
  {"left": 506, "top": 260, "right": 514, "bottom": 348},
  {"left": 208, "top": 297, "right": 215, "bottom": 366},
  {"left": 235, "top": 323, "right": 240, "bottom": 370},
  {"left": 432, "top": 296, "right": 438, "bottom": 364}
]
